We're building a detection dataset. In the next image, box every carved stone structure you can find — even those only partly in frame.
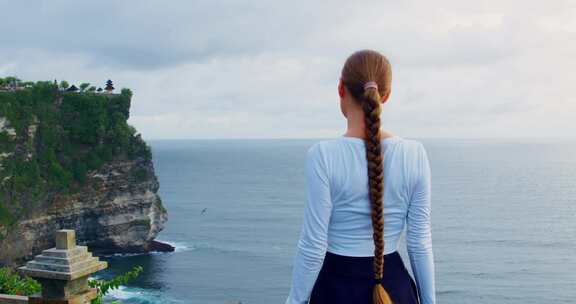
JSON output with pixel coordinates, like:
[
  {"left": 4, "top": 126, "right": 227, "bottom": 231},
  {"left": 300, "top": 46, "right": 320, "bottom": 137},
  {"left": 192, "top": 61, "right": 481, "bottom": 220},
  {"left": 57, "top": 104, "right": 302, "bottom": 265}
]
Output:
[{"left": 18, "top": 230, "right": 107, "bottom": 304}]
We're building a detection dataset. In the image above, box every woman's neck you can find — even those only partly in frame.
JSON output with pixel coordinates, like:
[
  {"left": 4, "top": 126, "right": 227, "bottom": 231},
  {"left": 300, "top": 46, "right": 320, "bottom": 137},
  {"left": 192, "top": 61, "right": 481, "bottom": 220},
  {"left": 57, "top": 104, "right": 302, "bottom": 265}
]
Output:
[{"left": 344, "top": 121, "right": 394, "bottom": 140}]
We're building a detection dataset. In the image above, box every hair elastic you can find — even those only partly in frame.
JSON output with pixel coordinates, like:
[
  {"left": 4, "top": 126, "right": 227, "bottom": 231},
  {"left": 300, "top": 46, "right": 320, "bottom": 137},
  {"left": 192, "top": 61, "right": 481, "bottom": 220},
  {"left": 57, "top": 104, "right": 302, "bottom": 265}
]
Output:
[{"left": 364, "top": 81, "right": 378, "bottom": 91}]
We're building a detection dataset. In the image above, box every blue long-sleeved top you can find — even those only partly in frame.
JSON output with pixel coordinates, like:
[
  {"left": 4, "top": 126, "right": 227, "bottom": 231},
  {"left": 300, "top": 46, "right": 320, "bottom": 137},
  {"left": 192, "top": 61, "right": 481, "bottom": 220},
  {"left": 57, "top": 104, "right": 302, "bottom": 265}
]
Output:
[{"left": 286, "top": 135, "right": 435, "bottom": 304}]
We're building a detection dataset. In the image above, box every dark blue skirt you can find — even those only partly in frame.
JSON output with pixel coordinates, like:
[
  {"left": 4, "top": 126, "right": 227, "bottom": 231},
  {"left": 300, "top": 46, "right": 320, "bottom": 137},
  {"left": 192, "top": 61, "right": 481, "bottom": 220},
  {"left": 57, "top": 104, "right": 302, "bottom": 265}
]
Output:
[{"left": 310, "top": 251, "right": 419, "bottom": 304}]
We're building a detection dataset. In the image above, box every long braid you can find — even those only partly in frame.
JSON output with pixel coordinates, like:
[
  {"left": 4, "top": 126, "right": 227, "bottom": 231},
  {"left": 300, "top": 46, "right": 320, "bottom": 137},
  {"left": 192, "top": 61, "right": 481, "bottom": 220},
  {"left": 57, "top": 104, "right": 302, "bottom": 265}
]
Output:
[
  {"left": 362, "top": 89, "right": 384, "bottom": 279},
  {"left": 341, "top": 49, "right": 393, "bottom": 304},
  {"left": 362, "top": 88, "right": 392, "bottom": 304}
]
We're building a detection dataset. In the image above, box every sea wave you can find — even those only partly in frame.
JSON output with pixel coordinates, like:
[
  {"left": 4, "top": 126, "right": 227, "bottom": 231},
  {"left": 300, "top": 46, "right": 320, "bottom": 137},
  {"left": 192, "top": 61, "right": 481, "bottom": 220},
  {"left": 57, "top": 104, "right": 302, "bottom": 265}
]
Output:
[{"left": 104, "top": 286, "right": 182, "bottom": 304}]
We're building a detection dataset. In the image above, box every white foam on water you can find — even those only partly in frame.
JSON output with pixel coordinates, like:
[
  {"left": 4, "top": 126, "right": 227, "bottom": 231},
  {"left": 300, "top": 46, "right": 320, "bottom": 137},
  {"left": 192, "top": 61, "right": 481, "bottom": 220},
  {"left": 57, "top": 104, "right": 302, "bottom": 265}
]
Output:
[
  {"left": 104, "top": 286, "right": 137, "bottom": 300},
  {"left": 100, "top": 252, "right": 151, "bottom": 258},
  {"left": 104, "top": 286, "right": 181, "bottom": 303}
]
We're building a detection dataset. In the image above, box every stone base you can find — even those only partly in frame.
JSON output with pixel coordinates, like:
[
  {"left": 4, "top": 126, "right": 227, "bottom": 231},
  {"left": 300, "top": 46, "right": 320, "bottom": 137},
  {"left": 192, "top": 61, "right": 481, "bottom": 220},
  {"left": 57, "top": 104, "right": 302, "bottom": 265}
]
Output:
[
  {"left": 28, "top": 288, "right": 97, "bottom": 304},
  {"left": 0, "top": 294, "right": 29, "bottom": 304},
  {"left": 35, "top": 277, "right": 89, "bottom": 299}
]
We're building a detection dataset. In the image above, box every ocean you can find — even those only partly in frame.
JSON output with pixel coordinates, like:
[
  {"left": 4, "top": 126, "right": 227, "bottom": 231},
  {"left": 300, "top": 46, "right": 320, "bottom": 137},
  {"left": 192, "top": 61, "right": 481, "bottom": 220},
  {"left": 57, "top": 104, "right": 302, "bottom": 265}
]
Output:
[{"left": 96, "top": 138, "right": 576, "bottom": 304}]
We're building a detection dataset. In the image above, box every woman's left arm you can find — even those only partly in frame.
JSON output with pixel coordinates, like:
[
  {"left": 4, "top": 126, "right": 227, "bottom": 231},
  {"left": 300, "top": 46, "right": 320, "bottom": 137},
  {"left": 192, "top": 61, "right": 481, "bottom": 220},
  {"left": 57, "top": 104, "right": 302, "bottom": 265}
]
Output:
[
  {"left": 285, "top": 143, "right": 333, "bottom": 304},
  {"left": 406, "top": 142, "right": 436, "bottom": 304}
]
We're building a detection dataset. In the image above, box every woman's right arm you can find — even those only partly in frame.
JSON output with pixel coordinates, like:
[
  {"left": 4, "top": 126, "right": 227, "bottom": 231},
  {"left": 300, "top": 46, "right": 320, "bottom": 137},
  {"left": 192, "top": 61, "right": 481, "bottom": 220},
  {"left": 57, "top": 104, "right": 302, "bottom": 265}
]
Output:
[
  {"left": 406, "top": 142, "right": 436, "bottom": 304},
  {"left": 285, "top": 143, "right": 333, "bottom": 304}
]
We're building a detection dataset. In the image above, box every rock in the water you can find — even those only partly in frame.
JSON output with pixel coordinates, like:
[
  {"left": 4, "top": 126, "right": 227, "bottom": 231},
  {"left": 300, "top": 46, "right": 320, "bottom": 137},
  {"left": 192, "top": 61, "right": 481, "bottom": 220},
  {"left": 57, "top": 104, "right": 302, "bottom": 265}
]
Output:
[{"left": 149, "top": 240, "right": 175, "bottom": 252}]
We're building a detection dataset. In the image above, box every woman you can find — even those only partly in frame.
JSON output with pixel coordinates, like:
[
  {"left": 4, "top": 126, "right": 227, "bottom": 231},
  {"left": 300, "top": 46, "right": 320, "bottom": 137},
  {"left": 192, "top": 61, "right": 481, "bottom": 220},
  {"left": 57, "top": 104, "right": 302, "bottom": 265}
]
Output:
[{"left": 285, "top": 50, "right": 435, "bottom": 304}]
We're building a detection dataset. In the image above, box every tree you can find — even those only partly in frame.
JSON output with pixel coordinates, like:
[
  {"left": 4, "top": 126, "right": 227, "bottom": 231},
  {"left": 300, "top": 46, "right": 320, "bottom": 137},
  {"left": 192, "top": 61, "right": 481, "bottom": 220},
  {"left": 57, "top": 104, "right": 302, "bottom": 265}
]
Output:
[
  {"left": 59, "top": 81, "right": 69, "bottom": 90},
  {"left": 79, "top": 83, "right": 90, "bottom": 92},
  {"left": 105, "top": 80, "right": 114, "bottom": 93},
  {"left": 120, "top": 88, "right": 133, "bottom": 98},
  {"left": 4, "top": 77, "right": 20, "bottom": 86},
  {"left": 88, "top": 86, "right": 96, "bottom": 93},
  {"left": 66, "top": 85, "right": 79, "bottom": 92},
  {"left": 96, "top": 87, "right": 103, "bottom": 93}
]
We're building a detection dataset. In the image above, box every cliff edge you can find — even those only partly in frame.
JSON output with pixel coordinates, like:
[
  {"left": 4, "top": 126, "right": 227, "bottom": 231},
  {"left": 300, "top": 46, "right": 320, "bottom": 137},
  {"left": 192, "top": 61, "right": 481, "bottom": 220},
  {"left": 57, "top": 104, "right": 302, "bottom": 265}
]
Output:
[{"left": 0, "top": 78, "right": 169, "bottom": 266}]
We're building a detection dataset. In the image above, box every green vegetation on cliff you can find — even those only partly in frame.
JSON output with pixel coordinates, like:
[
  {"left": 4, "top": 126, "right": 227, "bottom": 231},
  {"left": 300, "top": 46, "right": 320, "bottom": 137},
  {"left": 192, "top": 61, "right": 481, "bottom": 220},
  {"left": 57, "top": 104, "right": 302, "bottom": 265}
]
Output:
[{"left": 0, "top": 77, "right": 152, "bottom": 230}]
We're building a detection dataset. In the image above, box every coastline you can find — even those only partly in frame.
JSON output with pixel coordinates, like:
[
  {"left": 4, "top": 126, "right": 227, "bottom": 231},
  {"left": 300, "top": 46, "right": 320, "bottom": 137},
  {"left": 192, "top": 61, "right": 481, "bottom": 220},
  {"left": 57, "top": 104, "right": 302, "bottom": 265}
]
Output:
[{"left": 90, "top": 240, "right": 175, "bottom": 256}]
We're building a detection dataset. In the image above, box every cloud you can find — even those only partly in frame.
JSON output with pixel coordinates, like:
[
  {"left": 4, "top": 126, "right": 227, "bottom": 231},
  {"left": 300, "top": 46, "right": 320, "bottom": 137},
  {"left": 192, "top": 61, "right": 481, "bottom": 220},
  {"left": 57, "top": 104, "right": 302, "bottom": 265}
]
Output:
[{"left": 1, "top": 0, "right": 574, "bottom": 139}]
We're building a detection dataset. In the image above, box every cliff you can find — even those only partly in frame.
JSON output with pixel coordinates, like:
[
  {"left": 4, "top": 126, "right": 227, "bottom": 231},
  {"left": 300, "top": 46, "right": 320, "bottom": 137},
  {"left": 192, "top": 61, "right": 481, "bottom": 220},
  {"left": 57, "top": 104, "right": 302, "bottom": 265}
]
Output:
[{"left": 0, "top": 78, "right": 169, "bottom": 266}]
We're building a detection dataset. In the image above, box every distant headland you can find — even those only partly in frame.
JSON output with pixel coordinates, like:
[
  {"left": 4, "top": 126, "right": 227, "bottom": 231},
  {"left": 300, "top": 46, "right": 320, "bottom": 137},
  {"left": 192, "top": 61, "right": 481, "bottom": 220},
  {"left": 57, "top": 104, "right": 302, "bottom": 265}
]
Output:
[{"left": 0, "top": 77, "right": 173, "bottom": 267}]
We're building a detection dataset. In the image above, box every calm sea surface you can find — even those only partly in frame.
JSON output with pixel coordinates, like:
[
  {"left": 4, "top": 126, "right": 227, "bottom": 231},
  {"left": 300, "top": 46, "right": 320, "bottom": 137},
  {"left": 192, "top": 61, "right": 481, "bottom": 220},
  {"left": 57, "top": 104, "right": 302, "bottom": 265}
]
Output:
[{"left": 97, "top": 138, "right": 576, "bottom": 304}]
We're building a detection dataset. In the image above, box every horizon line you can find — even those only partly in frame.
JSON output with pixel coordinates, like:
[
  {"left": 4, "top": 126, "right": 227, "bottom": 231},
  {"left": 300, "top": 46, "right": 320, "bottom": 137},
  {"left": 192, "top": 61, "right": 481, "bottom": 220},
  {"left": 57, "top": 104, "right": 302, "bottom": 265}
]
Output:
[{"left": 144, "top": 136, "right": 576, "bottom": 141}]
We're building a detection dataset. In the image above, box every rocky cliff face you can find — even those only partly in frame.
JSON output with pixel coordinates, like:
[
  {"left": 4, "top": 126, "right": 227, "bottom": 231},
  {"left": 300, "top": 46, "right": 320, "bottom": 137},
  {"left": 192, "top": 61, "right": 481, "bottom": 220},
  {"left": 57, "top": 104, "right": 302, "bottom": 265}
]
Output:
[
  {"left": 0, "top": 156, "right": 167, "bottom": 265},
  {"left": 0, "top": 81, "right": 169, "bottom": 266}
]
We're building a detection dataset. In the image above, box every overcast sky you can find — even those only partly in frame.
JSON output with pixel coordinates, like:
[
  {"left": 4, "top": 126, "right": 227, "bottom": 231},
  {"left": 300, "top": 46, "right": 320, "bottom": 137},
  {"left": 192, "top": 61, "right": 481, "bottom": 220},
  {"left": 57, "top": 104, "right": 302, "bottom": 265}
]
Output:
[{"left": 1, "top": 0, "right": 574, "bottom": 139}]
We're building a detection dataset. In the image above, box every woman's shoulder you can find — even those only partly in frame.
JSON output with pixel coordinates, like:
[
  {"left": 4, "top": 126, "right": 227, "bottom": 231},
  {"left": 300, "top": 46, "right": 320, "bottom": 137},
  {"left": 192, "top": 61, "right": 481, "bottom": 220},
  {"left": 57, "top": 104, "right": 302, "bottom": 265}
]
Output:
[
  {"left": 398, "top": 139, "right": 431, "bottom": 180},
  {"left": 310, "top": 138, "right": 342, "bottom": 148},
  {"left": 397, "top": 138, "right": 429, "bottom": 169},
  {"left": 305, "top": 139, "right": 340, "bottom": 159},
  {"left": 399, "top": 137, "right": 427, "bottom": 153}
]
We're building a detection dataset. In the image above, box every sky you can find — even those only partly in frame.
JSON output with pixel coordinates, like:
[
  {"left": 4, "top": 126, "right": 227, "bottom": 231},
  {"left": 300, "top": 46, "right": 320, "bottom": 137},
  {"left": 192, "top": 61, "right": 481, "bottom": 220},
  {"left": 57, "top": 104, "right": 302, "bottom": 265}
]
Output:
[{"left": 1, "top": 0, "right": 575, "bottom": 139}]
